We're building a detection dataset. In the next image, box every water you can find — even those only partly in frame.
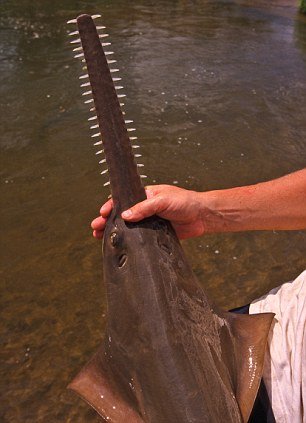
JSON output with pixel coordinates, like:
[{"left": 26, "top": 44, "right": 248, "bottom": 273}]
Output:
[{"left": 1, "top": 0, "right": 305, "bottom": 421}]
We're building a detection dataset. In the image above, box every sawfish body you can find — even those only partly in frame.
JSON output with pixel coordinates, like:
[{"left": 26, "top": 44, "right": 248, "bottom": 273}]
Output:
[{"left": 67, "top": 14, "right": 274, "bottom": 422}]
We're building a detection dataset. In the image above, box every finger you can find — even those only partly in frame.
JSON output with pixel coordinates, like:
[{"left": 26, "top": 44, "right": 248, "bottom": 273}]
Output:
[
  {"left": 121, "top": 196, "right": 164, "bottom": 222},
  {"left": 145, "top": 184, "right": 180, "bottom": 198},
  {"left": 93, "top": 229, "right": 104, "bottom": 239},
  {"left": 144, "top": 185, "right": 166, "bottom": 196},
  {"left": 100, "top": 198, "right": 113, "bottom": 217},
  {"left": 145, "top": 187, "right": 155, "bottom": 199},
  {"left": 91, "top": 216, "right": 107, "bottom": 230},
  {"left": 144, "top": 185, "right": 171, "bottom": 200}
]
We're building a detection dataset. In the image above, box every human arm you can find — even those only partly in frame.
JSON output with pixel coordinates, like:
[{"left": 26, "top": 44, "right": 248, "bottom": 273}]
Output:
[
  {"left": 197, "top": 168, "right": 306, "bottom": 234},
  {"left": 91, "top": 168, "right": 306, "bottom": 240}
]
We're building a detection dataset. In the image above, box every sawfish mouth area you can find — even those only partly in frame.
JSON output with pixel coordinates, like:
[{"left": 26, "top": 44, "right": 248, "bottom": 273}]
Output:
[{"left": 1, "top": 0, "right": 306, "bottom": 421}]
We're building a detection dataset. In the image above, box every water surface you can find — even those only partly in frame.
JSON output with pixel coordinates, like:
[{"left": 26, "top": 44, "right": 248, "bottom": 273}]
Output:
[{"left": 1, "top": 0, "right": 305, "bottom": 421}]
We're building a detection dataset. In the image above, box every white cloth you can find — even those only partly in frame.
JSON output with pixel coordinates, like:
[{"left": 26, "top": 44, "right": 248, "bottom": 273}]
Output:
[{"left": 249, "top": 270, "right": 306, "bottom": 423}]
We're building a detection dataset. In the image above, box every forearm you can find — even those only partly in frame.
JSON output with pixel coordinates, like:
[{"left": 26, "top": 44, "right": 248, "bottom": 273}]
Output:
[{"left": 199, "top": 169, "right": 306, "bottom": 233}]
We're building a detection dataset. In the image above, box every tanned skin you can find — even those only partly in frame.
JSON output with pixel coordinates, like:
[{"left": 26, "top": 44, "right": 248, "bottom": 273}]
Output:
[{"left": 91, "top": 168, "right": 306, "bottom": 239}]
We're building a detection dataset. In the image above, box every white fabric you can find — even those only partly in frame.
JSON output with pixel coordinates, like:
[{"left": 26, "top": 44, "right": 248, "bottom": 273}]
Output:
[{"left": 249, "top": 270, "right": 306, "bottom": 423}]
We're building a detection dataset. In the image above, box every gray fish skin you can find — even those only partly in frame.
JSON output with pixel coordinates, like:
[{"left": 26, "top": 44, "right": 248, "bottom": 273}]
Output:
[{"left": 101, "top": 211, "right": 242, "bottom": 422}]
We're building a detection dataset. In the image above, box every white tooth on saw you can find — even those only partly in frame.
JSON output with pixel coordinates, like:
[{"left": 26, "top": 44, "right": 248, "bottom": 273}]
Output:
[
  {"left": 70, "top": 38, "right": 81, "bottom": 44},
  {"left": 82, "top": 90, "right": 92, "bottom": 96},
  {"left": 135, "top": 154, "right": 142, "bottom": 157},
  {"left": 107, "top": 59, "right": 116, "bottom": 64},
  {"left": 140, "top": 175, "right": 147, "bottom": 178},
  {"left": 96, "top": 25, "right": 106, "bottom": 29},
  {"left": 130, "top": 136, "right": 137, "bottom": 140},
  {"left": 99, "top": 34, "right": 109, "bottom": 38},
  {"left": 100, "top": 169, "right": 108, "bottom": 175},
  {"left": 79, "top": 74, "right": 89, "bottom": 79},
  {"left": 110, "top": 69, "right": 119, "bottom": 73},
  {"left": 104, "top": 181, "right": 111, "bottom": 186},
  {"left": 115, "top": 86, "right": 124, "bottom": 90},
  {"left": 99, "top": 159, "right": 106, "bottom": 164},
  {"left": 81, "top": 82, "right": 90, "bottom": 87},
  {"left": 91, "top": 14, "right": 102, "bottom": 19},
  {"left": 117, "top": 94, "right": 126, "bottom": 98},
  {"left": 84, "top": 99, "right": 94, "bottom": 104},
  {"left": 88, "top": 116, "right": 97, "bottom": 121},
  {"left": 96, "top": 150, "right": 104, "bottom": 155},
  {"left": 137, "top": 164, "right": 144, "bottom": 167},
  {"left": 127, "top": 128, "right": 136, "bottom": 132},
  {"left": 82, "top": 66, "right": 87, "bottom": 70},
  {"left": 132, "top": 145, "right": 140, "bottom": 148},
  {"left": 68, "top": 30, "right": 79, "bottom": 36},
  {"left": 94, "top": 141, "right": 103, "bottom": 146},
  {"left": 125, "top": 120, "right": 133, "bottom": 123},
  {"left": 90, "top": 124, "right": 99, "bottom": 129},
  {"left": 91, "top": 133, "right": 100, "bottom": 138},
  {"left": 104, "top": 51, "right": 114, "bottom": 56},
  {"left": 102, "top": 42, "right": 111, "bottom": 47},
  {"left": 120, "top": 103, "right": 124, "bottom": 107},
  {"left": 74, "top": 53, "right": 84, "bottom": 58},
  {"left": 67, "top": 18, "right": 77, "bottom": 24},
  {"left": 73, "top": 46, "right": 82, "bottom": 51},
  {"left": 112, "top": 77, "right": 121, "bottom": 81}
]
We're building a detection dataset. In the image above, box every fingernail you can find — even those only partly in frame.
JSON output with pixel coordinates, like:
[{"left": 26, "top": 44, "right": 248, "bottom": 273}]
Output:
[{"left": 122, "top": 209, "right": 132, "bottom": 218}]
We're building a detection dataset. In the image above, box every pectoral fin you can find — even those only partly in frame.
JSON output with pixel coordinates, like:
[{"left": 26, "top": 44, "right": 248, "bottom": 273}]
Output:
[
  {"left": 226, "top": 311, "right": 275, "bottom": 423},
  {"left": 68, "top": 345, "right": 144, "bottom": 423}
]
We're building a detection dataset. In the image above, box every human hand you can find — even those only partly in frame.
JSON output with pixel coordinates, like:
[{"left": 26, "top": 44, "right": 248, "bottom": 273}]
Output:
[{"left": 91, "top": 185, "right": 206, "bottom": 240}]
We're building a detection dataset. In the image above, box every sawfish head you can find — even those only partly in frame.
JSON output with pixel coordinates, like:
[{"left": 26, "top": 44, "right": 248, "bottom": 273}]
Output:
[
  {"left": 67, "top": 14, "right": 275, "bottom": 423},
  {"left": 102, "top": 206, "right": 203, "bottom": 322}
]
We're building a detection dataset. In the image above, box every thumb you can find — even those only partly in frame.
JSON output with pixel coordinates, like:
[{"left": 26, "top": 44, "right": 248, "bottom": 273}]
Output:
[{"left": 121, "top": 196, "right": 163, "bottom": 222}]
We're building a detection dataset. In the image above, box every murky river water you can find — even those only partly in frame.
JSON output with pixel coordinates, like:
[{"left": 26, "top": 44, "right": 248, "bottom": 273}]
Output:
[{"left": 1, "top": 0, "right": 305, "bottom": 421}]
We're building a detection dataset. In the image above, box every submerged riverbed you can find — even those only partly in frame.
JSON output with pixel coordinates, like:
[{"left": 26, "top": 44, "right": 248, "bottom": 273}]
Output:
[{"left": 1, "top": 0, "right": 306, "bottom": 421}]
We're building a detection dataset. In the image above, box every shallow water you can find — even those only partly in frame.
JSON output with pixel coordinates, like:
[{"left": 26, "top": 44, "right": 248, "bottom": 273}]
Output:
[{"left": 0, "top": 0, "right": 305, "bottom": 421}]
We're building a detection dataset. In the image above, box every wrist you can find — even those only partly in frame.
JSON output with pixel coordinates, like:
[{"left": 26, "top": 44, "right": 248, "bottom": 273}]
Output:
[{"left": 196, "top": 187, "right": 254, "bottom": 234}]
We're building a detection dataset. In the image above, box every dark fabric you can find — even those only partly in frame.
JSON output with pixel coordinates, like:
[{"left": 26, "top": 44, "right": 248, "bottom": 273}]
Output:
[
  {"left": 248, "top": 380, "right": 276, "bottom": 423},
  {"left": 230, "top": 304, "right": 276, "bottom": 423},
  {"left": 230, "top": 304, "right": 250, "bottom": 314}
]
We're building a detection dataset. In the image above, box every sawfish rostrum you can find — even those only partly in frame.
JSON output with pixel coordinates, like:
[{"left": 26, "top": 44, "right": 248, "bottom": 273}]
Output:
[{"left": 67, "top": 14, "right": 274, "bottom": 422}]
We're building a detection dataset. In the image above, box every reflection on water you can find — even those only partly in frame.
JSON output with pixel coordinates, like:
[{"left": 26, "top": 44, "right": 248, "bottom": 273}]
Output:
[{"left": 0, "top": 0, "right": 305, "bottom": 421}]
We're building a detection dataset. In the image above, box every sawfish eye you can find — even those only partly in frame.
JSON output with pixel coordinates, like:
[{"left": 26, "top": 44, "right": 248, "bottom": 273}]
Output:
[
  {"left": 110, "top": 231, "right": 120, "bottom": 247},
  {"left": 118, "top": 253, "right": 127, "bottom": 268}
]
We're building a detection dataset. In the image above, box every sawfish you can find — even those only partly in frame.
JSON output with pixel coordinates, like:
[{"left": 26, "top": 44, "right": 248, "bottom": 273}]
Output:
[{"left": 67, "top": 14, "right": 274, "bottom": 422}]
